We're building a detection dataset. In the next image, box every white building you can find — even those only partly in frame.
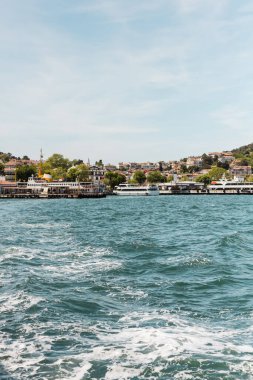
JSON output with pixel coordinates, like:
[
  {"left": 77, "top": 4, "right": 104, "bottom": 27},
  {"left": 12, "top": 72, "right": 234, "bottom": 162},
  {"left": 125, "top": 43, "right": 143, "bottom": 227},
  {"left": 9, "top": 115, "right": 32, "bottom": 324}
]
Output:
[{"left": 186, "top": 156, "right": 202, "bottom": 168}]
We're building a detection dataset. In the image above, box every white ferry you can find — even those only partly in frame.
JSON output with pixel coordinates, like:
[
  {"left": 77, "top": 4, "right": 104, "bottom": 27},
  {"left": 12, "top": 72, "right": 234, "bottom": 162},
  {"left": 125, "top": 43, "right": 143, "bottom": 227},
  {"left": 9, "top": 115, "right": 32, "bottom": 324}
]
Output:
[
  {"left": 113, "top": 183, "right": 159, "bottom": 196},
  {"left": 208, "top": 176, "right": 253, "bottom": 193},
  {"left": 26, "top": 176, "right": 104, "bottom": 196},
  {"left": 26, "top": 177, "right": 82, "bottom": 190}
]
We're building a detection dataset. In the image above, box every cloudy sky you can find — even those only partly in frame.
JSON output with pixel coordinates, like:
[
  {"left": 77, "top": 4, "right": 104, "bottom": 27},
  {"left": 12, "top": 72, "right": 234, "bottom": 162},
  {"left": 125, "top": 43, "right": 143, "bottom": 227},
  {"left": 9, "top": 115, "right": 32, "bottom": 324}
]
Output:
[{"left": 1, "top": 0, "right": 253, "bottom": 163}]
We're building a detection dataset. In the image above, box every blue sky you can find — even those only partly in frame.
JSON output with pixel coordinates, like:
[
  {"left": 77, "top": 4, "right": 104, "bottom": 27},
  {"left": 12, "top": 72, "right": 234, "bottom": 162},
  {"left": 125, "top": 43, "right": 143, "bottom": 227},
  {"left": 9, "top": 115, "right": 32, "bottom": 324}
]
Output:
[{"left": 1, "top": 0, "right": 253, "bottom": 163}]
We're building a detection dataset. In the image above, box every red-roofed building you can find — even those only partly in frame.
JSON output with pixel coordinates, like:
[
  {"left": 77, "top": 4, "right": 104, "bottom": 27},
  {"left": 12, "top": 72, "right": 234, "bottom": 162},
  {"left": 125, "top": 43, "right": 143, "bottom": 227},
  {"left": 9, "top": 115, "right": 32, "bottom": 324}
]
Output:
[{"left": 4, "top": 159, "right": 34, "bottom": 181}]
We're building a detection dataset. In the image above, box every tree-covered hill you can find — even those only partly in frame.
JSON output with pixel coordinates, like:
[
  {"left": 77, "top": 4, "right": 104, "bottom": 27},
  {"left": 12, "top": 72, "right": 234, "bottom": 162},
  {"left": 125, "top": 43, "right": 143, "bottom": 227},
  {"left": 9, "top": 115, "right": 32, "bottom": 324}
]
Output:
[
  {"left": 231, "top": 143, "right": 253, "bottom": 157},
  {"left": 230, "top": 143, "right": 253, "bottom": 167}
]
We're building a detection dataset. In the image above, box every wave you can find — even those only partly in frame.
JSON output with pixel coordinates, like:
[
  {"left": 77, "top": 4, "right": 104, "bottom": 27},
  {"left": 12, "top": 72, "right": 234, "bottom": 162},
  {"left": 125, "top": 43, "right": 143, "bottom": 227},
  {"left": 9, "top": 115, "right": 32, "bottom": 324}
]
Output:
[{"left": 2, "top": 309, "right": 252, "bottom": 379}]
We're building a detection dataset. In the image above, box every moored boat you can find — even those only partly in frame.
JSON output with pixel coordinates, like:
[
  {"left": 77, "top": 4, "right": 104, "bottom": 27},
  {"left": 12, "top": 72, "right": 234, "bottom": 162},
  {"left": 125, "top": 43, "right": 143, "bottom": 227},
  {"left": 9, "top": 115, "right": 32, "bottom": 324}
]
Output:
[
  {"left": 113, "top": 183, "right": 159, "bottom": 196},
  {"left": 208, "top": 176, "right": 253, "bottom": 193}
]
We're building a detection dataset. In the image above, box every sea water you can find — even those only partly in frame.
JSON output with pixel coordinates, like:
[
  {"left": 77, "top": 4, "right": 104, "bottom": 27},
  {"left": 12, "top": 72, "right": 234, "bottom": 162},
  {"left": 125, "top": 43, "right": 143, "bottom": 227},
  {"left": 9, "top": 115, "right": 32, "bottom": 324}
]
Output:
[{"left": 0, "top": 196, "right": 253, "bottom": 379}]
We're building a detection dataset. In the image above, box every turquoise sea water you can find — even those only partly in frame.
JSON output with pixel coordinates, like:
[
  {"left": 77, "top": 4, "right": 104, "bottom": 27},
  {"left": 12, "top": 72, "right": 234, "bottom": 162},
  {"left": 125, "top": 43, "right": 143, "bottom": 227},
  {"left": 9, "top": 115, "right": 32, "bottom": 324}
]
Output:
[{"left": 0, "top": 196, "right": 253, "bottom": 379}]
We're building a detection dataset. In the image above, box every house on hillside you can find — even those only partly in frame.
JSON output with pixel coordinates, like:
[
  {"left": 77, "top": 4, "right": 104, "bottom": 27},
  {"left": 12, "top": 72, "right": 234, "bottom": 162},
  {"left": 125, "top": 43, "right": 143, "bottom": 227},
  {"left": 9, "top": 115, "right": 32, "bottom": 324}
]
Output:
[
  {"left": 218, "top": 153, "right": 235, "bottom": 164},
  {"left": 230, "top": 166, "right": 252, "bottom": 177},
  {"left": 4, "top": 159, "right": 34, "bottom": 181},
  {"left": 186, "top": 156, "right": 202, "bottom": 168}
]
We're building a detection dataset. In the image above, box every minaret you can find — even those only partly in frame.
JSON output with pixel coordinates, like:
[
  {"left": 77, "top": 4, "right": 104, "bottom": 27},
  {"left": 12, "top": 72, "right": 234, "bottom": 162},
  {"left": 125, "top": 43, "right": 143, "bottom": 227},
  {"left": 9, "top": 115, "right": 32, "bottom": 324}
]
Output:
[{"left": 38, "top": 148, "right": 43, "bottom": 178}]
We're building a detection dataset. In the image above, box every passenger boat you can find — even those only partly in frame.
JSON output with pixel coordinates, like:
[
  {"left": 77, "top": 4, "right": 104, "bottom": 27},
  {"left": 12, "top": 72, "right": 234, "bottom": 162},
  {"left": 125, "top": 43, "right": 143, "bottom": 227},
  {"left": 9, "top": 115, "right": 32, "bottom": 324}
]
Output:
[
  {"left": 27, "top": 177, "right": 83, "bottom": 190},
  {"left": 208, "top": 177, "right": 253, "bottom": 193},
  {"left": 26, "top": 177, "right": 105, "bottom": 196},
  {"left": 113, "top": 183, "right": 159, "bottom": 196}
]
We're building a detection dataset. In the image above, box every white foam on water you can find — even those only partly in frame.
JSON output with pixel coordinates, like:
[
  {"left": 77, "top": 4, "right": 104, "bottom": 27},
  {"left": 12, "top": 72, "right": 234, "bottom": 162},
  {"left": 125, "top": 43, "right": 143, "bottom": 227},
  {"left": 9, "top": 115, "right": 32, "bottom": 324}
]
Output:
[
  {"left": 230, "top": 360, "right": 253, "bottom": 376},
  {"left": 0, "top": 331, "right": 52, "bottom": 377},
  {"left": 69, "top": 310, "right": 253, "bottom": 379},
  {"left": 0, "top": 246, "right": 41, "bottom": 262},
  {"left": 0, "top": 291, "right": 44, "bottom": 313},
  {"left": 103, "top": 364, "right": 141, "bottom": 380},
  {"left": 1, "top": 310, "right": 252, "bottom": 379},
  {"left": 59, "top": 362, "right": 92, "bottom": 380},
  {"left": 174, "top": 371, "right": 194, "bottom": 380},
  {"left": 39, "top": 246, "right": 122, "bottom": 277},
  {"left": 21, "top": 222, "right": 71, "bottom": 229},
  {"left": 40, "top": 258, "right": 121, "bottom": 278},
  {"left": 110, "top": 285, "right": 148, "bottom": 300},
  {"left": 163, "top": 253, "right": 213, "bottom": 268}
]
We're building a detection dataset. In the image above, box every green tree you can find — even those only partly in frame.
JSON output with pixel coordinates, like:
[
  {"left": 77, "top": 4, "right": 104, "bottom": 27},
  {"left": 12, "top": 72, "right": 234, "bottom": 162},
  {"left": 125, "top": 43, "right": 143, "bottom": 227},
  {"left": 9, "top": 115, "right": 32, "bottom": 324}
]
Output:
[
  {"left": 133, "top": 170, "right": 146, "bottom": 185},
  {"left": 217, "top": 161, "right": 229, "bottom": 170},
  {"left": 16, "top": 165, "right": 37, "bottom": 181},
  {"left": 104, "top": 172, "right": 126, "bottom": 189},
  {"left": 180, "top": 164, "right": 188, "bottom": 173},
  {"left": 0, "top": 162, "right": 5, "bottom": 175},
  {"left": 51, "top": 167, "right": 67, "bottom": 180},
  {"left": 46, "top": 154, "right": 71, "bottom": 170},
  {"left": 147, "top": 171, "right": 165, "bottom": 183},
  {"left": 41, "top": 161, "right": 53, "bottom": 176},
  {"left": 0, "top": 152, "right": 12, "bottom": 163},
  {"left": 246, "top": 175, "right": 253, "bottom": 182},
  {"left": 158, "top": 162, "right": 163, "bottom": 172},
  {"left": 76, "top": 164, "right": 89, "bottom": 182},
  {"left": 167, "top": 175, "right": 174, "bottom": 182},
  {"left": 201, "top": 153, "right": 213, "bottom": 168},
  {"left": 67, "top": 164, "right": 89, "bottom": 182},
  {"left": 196, "top": 174, "right": 211, "bottom": 185},
  {"left": 187, "top": 165, "right": 200, "bottom": 173},
  {"left": 95, "top": 159, "right": 104, "bottom": 167},
  {"left": 67, "top": 166, "right": 78, "bottom": 181},
  {"left": 71, "top": 159, "right": 83, "bottom": 166},
  {"left": 208, "top": 166, "right": 227, "bottom": 181},
  {"left": 239, "top": 159, "right": 249, "bottom": 166}
]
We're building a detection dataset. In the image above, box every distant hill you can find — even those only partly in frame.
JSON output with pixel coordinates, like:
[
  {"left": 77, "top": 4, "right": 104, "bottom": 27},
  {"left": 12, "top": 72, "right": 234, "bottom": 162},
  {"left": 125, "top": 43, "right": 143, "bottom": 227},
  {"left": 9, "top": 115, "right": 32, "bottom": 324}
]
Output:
[
  {"left": 0, "top": 152, "right": 30, "bottom": 163},
  {"left": 231, "top": 143, "right": 253, "bottom": 157}
]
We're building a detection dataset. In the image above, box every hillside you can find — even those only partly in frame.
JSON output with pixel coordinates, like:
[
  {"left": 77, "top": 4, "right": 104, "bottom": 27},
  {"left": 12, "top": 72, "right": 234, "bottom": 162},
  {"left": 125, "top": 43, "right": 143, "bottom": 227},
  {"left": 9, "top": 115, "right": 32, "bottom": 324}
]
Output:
[{"left": 231, "top": 143, "right": 253, "bottom": 157}]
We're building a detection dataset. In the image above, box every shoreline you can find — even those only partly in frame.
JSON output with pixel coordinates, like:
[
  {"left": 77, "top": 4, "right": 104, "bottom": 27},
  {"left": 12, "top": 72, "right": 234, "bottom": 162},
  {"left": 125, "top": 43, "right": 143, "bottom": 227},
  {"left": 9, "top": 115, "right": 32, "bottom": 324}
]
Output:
[{"left": 1, "top": 192, "right": 253, "bottom": 199}]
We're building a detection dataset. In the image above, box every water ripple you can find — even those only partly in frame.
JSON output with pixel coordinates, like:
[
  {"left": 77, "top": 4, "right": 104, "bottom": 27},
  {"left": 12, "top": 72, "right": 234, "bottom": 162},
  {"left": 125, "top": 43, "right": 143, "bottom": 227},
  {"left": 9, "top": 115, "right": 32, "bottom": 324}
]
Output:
[{"left": 0, "top": 197, "right": 253, "bottom": 379}]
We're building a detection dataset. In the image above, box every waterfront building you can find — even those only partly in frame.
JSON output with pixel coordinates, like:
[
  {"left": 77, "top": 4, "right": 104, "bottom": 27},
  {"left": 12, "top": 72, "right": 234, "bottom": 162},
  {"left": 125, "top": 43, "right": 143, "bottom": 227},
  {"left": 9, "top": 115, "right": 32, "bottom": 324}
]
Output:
[{"left": 88, "top": 165, "right": 105, "bottom": 184}]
